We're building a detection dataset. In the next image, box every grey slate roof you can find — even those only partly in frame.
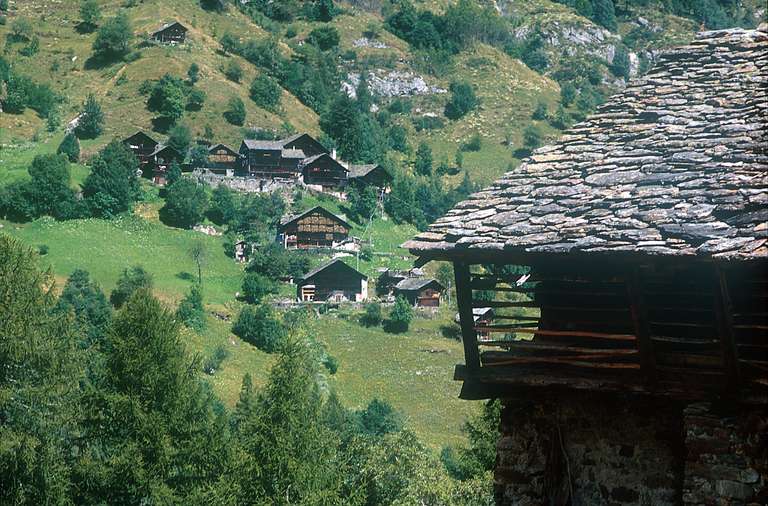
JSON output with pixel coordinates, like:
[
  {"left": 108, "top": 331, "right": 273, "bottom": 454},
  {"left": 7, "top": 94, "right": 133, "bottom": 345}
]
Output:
[
  {"left": 394, "top": 277, "right": 443, "bottom": 291},
  {"left": 242, "top": 139, "right": 283, "bottom": 150},
  {"left": 404, "top": 26, "right": 768, "bottom": 262},
  {"left": 348, "top": 164, "right": 379, "bottom": 178},
  {"left": 300, "top": 259, "right": 367, "bottom": 282}
]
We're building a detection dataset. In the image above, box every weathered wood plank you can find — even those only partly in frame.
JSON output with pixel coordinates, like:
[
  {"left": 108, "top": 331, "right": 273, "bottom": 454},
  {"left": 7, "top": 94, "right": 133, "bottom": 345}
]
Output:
[
  {"left": 714, "top": 265, "right": 741, "bottom": 390},
  {"left": 455, "top": 262, "right": 481, "bottom": 370},
  {"left": 475, "top": 327, "right": 637, "bottom": 341},
  {"left": 627, "top": 266, "right": 656, "bottom": 387}
]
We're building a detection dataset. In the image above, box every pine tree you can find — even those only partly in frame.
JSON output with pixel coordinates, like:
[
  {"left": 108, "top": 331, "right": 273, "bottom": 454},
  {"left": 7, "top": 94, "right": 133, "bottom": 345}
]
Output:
[
  {"left": 82, "top": 140, "right": 140, "bottom": 218},
  {"left": 187, "top": 63, "right": 200, "bottom": 84},
  {"left": 385, "top": 295, "right": 414, "bottom": 333},
  {"left": 79, "top": 0, "right": 101, "bottom": 31},
  {"left": 109, "top": 265, "right": 153, "bottom": 308},
  {"left": 57, "top": 132, "right": 80, "bottom": 162},
  {"left": 75, "top": 94, "right": 104, "bottom": 139},
  {"left": 415, "top": 142, "right": 433, "bottom": 176},
  {"left": 176, "top": 284, "right": 205, "bottom": 331},
  {"left": 55, "top": 268, "right": 112, "bottom": 346},
  {"left": 592, "top": 0, "right": 617, "bottom": 31}
]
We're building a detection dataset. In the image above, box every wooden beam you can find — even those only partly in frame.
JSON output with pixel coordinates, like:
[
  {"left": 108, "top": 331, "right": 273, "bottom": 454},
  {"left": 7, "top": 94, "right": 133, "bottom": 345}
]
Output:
[
  {"left": 475, "top": 327, "right": 637, "bottom": 341},
  {"left": 454, "top": 262, "right": 481, "bottom": 370},
  {"left": 627, "top": 266, "right": 656, "bottom": 387},
  {"left": 714, "top": 264, "right": 741, "bottom": 390}
]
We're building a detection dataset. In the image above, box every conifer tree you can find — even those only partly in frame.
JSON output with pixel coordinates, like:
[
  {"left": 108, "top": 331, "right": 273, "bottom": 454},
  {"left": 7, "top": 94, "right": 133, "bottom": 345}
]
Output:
[
  {"left": 82, "top": 140, "right": 140, "bottom": 218},
  {"left": 79, "top": 0, "right": 101, "bottom": 31},
  {"left": 55, "top": 268, "right": 112, "bottom": 346},
  {"left": 57, "top": 132, "right": 80, "bottom": 162},
  {"left": 75, "top": 94, "right": 104, "bottom": 139}
]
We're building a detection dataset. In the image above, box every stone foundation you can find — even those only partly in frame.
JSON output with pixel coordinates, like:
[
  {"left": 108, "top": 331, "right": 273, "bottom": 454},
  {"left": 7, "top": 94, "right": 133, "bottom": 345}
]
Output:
[{"left": 494, "top": 393, "right": 766, "bottom": 505}]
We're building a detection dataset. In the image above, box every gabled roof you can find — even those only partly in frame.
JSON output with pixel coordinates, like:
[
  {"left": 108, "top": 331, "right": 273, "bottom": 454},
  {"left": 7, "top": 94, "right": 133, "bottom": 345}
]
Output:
[
  {"left": 405, "top": 26, "right": 768, "bottom": 262},
  {"left": 394, "top": 277, "right": 444, "bottom": 292},
  {"left": 152, "top": 21, "right": 188, "bottom": 35},
  {"left": 300, "top": 259, "right": 367, "bottom": 283},
  {"left": 348, "top": 163, "right": 390, "bottom": 179},
  {"left": 123, "top": 130, "right": 158, "bottom": 146},
  {"left": 242, "top": 139, "right": 283, "bottom": 150},
  {"left": 282, "top": 148, "right": 306, "bottom": 159},
  {"left": 301, "top": 153, "right": 349, "bottom": 172},
  {"left": 151, "top": 144, "right": 182, "bottom": 158},
  {"left": 208, "top": 143, "right": 238, "bottom": 156},
  {"left": 279, "top": 206, "right": 352, "bottom": 230}
]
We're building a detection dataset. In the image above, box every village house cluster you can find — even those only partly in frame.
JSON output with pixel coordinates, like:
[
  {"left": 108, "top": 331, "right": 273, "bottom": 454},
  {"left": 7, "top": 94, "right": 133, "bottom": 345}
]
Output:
[{"left": 122, "top": 130, "right": 392, "bottom": 194}]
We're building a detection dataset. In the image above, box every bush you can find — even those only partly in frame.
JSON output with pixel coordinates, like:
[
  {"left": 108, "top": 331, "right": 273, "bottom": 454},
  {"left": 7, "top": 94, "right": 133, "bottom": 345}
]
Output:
[
  {"left": 241, "top": 272, "right": 277, "bottom": 304},
  {"left": 203, "top": 345, "right": 230, "bottom": 375},
  {"left": 249, "top": 73, "right": 281, "bottom": 111},
  {"left": 224, "top": 96, "right": 246, "bottom": 126},
  {"left": 10, "top": 18, "right": 32, "bottom": 42},
  {"left": 148, "top": 74, "right": 186, "bottom": 124},
  {"left": 323, "top": 354, "right": 338, "bottom": 375},
  {"left": 187, "top": 63, "right": 200, "bottom": 84},
  {"left": 360, "top": 302, "right": 383, "bottom": 327},
  {"left": 74, "top": 94, "right": 104, "bottom": 139},
  {"left": 37, "top": 244, "right": 49, "bottom": 255},
  {"left": 176, "top": 284, "right": 205, "bottom": 331},
  {"left": 186, "top": 88, "right": 206, "bottom": 110},
  {"left": 610, "top": 45, "right": 631, "bottom": 80},
  {"left": 159, "top": 178, "right": 209, "bottom": 229},
  {"left": 92, "top": 11, "right": 132, "bottom": 59},
  {"left": 532, "top": 101, "right": 548, "bottom": 120},
  {"left": 412, "top": 115, "right": 444, "bottom": 132},
  {"left": 82, "top": 140, "right": 140, "bottom": 218},
  {"left": 461, "top": 133, "right": 482, "bottom": 152},
  {"left": 79, "top": 0, "right": 101, "bottom": 32},
  {"left": 444, "top": 81, "right": 478, "bottom": 120},
  {"left": 560, "top": 83, "right": 577, "bottom": 107},
  {"left": 414, "top": 141, "right": 432, "bottom": 176},
  {"left": 167, "top": 122, "right": 192, "bottom": 154},
  {"left": 57, "top": 133, "right": 80, "bottom": 163},
  {"left": 523, "top": 124, "right": 542, "bottom": 151},
  {"left": 231, "top": 304, "right": 286, "bottom": 353},
  {"left": 223, "top": 59, "right": 243, "bottom": 82},
  {"left": 110, "top": 265, "right": 153, "bottom": 308},
  {"left": 384, "top": 295, "right": 413, "bottom": 333},
  {"left": 307, "top": 26, "right": 340, "bottom": 51},
  {"left": 357, "top": 398, "right": 403, "bottom": 437}
]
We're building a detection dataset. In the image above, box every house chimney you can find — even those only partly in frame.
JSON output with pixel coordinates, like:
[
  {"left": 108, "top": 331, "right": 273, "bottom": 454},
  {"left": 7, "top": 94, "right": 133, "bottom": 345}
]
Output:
[{"left": 331, "top": 148, "right": 337, "bottom": 160}]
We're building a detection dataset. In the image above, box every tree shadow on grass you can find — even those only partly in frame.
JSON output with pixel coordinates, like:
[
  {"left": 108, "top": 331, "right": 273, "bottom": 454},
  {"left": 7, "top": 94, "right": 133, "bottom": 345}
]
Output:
[
  {"left": 151, "top": 116, "right": 174, "bottom": 134},
  {"left": 513, "top": 148, "right": 533, "bottom": 159},
  {"left": 176, "top": 272, "right": 195, "bottom": 281},
  {"left": 83, "top": 52, "right": 122, "bottom": 71},
  {"left": 75, "top": 22, "right": 97, "bottom": 35}
]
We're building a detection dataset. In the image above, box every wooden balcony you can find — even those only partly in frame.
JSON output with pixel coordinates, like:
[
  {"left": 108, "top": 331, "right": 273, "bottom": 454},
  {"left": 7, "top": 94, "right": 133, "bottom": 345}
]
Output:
[{"left": 452, "top": 260, "right": 768, "bottom": 403}]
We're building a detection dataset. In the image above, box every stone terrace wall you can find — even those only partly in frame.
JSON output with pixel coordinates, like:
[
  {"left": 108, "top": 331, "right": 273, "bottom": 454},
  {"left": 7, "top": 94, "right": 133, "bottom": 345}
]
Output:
[{"left": 495, "top": 392, "right": 766, "bottom": 505}]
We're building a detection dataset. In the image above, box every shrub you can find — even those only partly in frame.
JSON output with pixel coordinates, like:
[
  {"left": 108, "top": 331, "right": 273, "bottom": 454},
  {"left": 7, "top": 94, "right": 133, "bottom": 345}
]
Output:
[
  {"left": 360, "top": 302, "right": 383, "bottom": 327},
  {"left": 186, "top": 88, "right": 206, "bottom": 110},
  {"left": 82, "top": 140, "right": 140, "bottom": 218},
  {"left": 357, "top": 398, "right": 403, "bottom": 437},
  {"left": 110, "top": 265, "right": 153, "bottom": 308},
  {"left": 57, "top": 133, "right": 80, "bottom": 163},
  {"left": 388, "top": 125, "right": 408, "bottom": 152},
  {"left": 323, "top": 354, "right": 338, "bottom": 375},
  {"left": 444, "top": 81, "right": 478, "bottom": 120},
  {"left": 532, "top": 101, "right": 548, "bottom": 120},
  {"left": 37, "top": 244, "right": 49, "bottom": 255},
  {"left": 241, "top": 272, "right": 277, "bottom": 304},
  {"left": 384, "top": 295, "right": 413, "bottom": 333},
  {"left": 10, "top": 18, "right": 32, "bottom": 42},
  {"left": 610, "top": 45, "right": 631, "bottom": 80},
  {"left": 176, "top": 284, "right": 205, "bottom": 331},
  {"left": 412, "top": 115, "right": 444, "bottom": 132},
  {"left": 223, "top": 59, "right": 243, "bottom": 82},
  {"left": 307, "top": 26, "right": 340, "bottom": 51},
  {"left": 560, "top": 83, "right": 577, "bottom": 107},
  {"left": 147, "top": 74, "right": 186, "bottom": 124},
  {"left": 74, "top": 93, "right": 104, "bottom": 139},
  {"left": 187, "top": 63, "right": 200, "bottom": 84},
  {"left": 414, "top": 141, "right": 432, "bottom": 176},
  {"left": 92, "top": 11, "right": 132, "bottom": 59},
  {"left": 79, "top": 0, "right": 101, "bottom": 32},
  {"left": 249, "top": 73, "right": 281, "bottom": 111},
  {"left": 461, "top": 133, "right": 482, "bottom": 152},
  {"left": 231, "top": 304, "right": 286, "bottom": 353},
  {"left": 220, "top": 32, "right": 240, "bottom": 54},
  {"left": 523, "top": 124, "right": 542, "bottom": 151},
  {"left": 159, "top": 178, "right": 209, "bottom": 229},
  {"left": 224, "top": 96, "right": 246, "bottom": 126},
  {"left": 167, "top": 122, "right": 192, "bottom": 154},
  {"left": 202, "top": 345, "right": 230, "bottom": 375}
]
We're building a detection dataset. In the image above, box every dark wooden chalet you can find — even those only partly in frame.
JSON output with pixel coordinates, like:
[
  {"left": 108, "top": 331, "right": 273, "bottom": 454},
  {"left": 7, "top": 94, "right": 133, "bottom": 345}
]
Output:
[
  {"left": 394, "top": 277, "right": 444, "bottom": 307},
  {"left": 297, "top": 259, "right": 368, "bottom": 303},
  {"left": 122, "top": 131, "right": 159, "bottom": 170},
  {"left": 277, "top": 206, "right": 351, "bottom": 249},
  {"left": 206, "top": 143, "right": 240, "bottom": 174},
  {"left": 301, "top": 153, "right": 349, "bottom": 190},
  {"left": 404, "top": 27, "right": 768, "bottom": 505},
  {"left": 238, "top": 139, "right": 305, "bottom": 178},
  {"left": 149, "top": 144, "right": 183, "bottom": 185},
  {"left": 348, "top": 163, "right": 392, "bottom": 189},
  {"left": 281, "top": 133, "right": 328, "bottom": 159},
  {"left": 152, "top": 21, "right": 188, "bottom": 44}
]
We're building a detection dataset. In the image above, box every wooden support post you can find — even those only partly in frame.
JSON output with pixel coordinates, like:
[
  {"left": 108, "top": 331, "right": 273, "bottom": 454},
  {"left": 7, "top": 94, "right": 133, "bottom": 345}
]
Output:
[
  {"left": 627, "top": 266, "right": 656, "bottom": 387},
  {"left": 454, "top": 262, "right": 481, "bottom": 371},
  {"left": 713, "top": 264, "right": 740, "bottom": 390}
]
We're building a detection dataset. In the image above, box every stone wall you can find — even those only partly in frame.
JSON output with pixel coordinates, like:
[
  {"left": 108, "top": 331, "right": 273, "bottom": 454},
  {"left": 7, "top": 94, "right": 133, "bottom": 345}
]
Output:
[{"left": 494, "top": 392, "right": 766, "bottom": 505}]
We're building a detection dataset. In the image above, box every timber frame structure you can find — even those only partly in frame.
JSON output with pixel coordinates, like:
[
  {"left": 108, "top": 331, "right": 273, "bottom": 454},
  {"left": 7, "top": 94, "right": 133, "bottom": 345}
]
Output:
[{"left": 404, "top": 26, "right": 768, "bottom": 405}]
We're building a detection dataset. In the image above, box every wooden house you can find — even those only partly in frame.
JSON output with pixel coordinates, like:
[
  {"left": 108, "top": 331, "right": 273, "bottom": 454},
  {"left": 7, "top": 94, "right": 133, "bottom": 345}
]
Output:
[
  {"left": 281, "top": 133, "right": 328, "bottom": 159},
  {"left": 348, "top": 163, "right": 392, "bottom": 189},
  {"left": 234, "top": 240, "right": 249, "bottom": 263},
  {"left": 152, "top": 21, "right": 188, "bottom": 44},
  {"left": 404, "top": 26, "right": 768, "bottom": 505},
  {"left": 301, "top": 153, "right": 349, "bottom": 190},
  {"left": 149, "top": 144, "right": 183, "bottom": 185},
  {"left": 277, "top": 206, "right": 351, "bottom": 249},
  {"left": 238, "top": 139, "right": 305, "bottom": 178},
  {"left": 375, "top": 267, "right": 425, "bottom": 297},
  {"left": 393, "top": 277, "right": 444, "bottom": 307},
  {"left": 206, "top": 143, "right": 240, "bottom": 175},
  {"left": 297, "top": 259, "right": 368, "bottom": 303},
  {"left": 122, "top": 131, "right": 159, "bottom": 170}
]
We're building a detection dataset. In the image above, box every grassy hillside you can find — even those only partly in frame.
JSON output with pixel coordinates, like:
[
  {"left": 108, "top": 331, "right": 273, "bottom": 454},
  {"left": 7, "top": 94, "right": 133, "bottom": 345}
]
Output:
[{"left": 0, "top": 0, "right": 320, "bottom": 152}]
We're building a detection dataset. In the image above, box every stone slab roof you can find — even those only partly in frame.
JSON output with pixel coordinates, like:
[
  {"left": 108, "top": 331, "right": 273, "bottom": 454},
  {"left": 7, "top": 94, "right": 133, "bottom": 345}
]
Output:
[
  {"left": 404, "top": 26, "right": 768, "bottom": 262},
  {"left": 394, "top": 277, "right": 443, "bottom": 292}
]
